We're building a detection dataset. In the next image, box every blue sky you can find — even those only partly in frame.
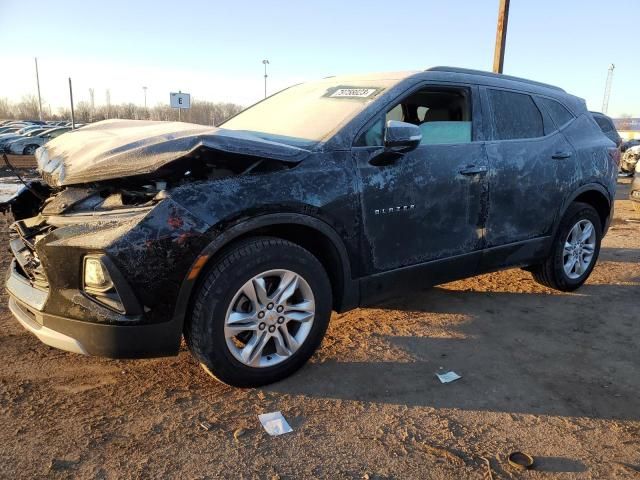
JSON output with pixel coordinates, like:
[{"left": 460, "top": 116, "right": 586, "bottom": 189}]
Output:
[{"left": 0, "top": 0, "right": 638, "bottom": 116}]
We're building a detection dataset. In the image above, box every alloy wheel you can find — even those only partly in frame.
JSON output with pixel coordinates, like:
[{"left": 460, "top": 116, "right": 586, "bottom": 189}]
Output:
[
  {"left": 224, "top": 269, "right": 315, "bottom": 368},
  {"left": 563, "top": 219, "right": 596, "bottom": 279}
]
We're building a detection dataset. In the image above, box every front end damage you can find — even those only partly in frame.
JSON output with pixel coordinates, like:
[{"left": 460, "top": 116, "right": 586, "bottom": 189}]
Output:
[
  {"left": 5, "top": 179, "right": 213, "bottom": 357},
  {"left": 2, "top": 120, "right": 306, "bottom": 357}
]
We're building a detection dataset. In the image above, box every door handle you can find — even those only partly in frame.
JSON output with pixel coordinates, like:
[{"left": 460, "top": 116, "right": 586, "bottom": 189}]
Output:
[
  {"left": 552, "top": 151, "right": 573, "bottom": 160},
  {"left": 459, "top": 165, "right": 488, "bottom": 176}
]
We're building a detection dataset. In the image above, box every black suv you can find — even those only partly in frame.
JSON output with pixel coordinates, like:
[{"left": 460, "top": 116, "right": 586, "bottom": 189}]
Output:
[{"left": 3, "top": 67, "right": 618, "bottom": 387}]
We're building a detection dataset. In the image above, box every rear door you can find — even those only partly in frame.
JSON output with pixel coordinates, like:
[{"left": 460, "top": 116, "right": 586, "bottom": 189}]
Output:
[{"left": 481, "top": 87, "right": 578, "bottom": 249}]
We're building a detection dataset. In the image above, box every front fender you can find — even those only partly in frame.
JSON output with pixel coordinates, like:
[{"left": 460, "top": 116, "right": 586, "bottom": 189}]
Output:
[{"left": 171, "top": 212, "right": 357, "bottom": 333}]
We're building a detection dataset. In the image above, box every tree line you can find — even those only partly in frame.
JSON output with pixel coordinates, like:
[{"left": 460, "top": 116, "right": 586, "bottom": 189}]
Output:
[{"left": 0, "top": 95, "right": 244, "bottom": 126}]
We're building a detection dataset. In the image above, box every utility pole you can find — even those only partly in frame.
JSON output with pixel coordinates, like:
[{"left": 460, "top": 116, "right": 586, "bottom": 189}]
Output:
[
  {"left": 492, "top": 0, "right": 510, "bottom": 73},
  {"left": 601, "top": 64, "right": 615, "bottom": 114},
  {"left": 34, "top": 57, "right": 43, "bottom": 120},
  {"left": 106, "top": 89, "right": 111, "bottom": 119},
  {"left": 142, "top": 86, "right": 148, "bottom": 108},
  {"left": 68, "top": 77, "right": 75, "bottom": 129},
  {"left": 262, "top": 59, "right": 269, "bottom": 98},
  {"left": 89, "top": 88, "right": 95, "bottom": 122}
]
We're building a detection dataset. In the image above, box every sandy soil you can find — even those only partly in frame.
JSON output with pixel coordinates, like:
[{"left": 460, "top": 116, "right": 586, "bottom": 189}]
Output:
[{"left": 0, "top": 182, "right": 638, "bottom": 480}]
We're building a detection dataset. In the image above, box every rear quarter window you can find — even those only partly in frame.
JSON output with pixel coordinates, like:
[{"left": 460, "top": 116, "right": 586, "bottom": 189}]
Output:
[
  {"left": 593, "top": 115, "right": 614, "bottom": 133},
  {"left": 487, "top": 89, "right": 544, "bottom": 140},
  {"left": 539, "top": 97, "right": 575, "bottom": 128}
]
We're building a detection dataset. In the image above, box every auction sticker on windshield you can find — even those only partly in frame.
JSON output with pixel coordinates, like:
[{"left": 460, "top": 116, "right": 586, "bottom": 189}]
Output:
[{"left": 327, "top": 86, "right": 380, "bottom": 98}]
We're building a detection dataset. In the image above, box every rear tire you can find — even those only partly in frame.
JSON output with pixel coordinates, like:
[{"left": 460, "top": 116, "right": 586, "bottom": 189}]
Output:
[
  {"left": 530, "top": 202, "right": 602, "bottom": 291},
  {"left": 185, "top": 236, "right": 332, "bottom": 387}
]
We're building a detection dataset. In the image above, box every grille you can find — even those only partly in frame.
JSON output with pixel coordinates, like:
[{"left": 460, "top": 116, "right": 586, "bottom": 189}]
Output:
[{"left": 9, "top": 222, "right": 53, "bottom": 291}]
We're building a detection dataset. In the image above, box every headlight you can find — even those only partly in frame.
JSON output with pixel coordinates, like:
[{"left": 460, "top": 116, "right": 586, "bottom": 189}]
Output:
[{"left": 83, "top": 255, "right": 124, "bottom": 312}]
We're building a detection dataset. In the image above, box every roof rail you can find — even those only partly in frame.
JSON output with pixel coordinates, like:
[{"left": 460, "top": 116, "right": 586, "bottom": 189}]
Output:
[{"left": 426, "top": 66, "right": 565, "bottom": 92}]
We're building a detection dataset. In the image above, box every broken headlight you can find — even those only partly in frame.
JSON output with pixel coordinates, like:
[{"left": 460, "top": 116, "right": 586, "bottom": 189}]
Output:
[{"left": 83, "top": 255, "right": 125, "bottom": 312}]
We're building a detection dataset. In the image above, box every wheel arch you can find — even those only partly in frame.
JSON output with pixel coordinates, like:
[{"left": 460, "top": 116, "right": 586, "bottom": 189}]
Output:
[
  {"left": 172, "top": 213, "right": 359, "bottom": 333},
  {"left": 561, "top": 183, "right": 612, "bottom": 234}
]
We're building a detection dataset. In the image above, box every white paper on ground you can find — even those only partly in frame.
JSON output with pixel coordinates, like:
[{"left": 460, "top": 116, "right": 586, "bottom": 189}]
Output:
[
  {"left": 436, "top": 371, "right": 462, "bottom": 383},
  {"left": 258, "top": 411, "right": 293, "bottom": 436}
]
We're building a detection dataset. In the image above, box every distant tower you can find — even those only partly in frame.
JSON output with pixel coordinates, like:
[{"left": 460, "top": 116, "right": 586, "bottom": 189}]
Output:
[{"left": 601, "top": 64, "right": 615, "bottom": 114}]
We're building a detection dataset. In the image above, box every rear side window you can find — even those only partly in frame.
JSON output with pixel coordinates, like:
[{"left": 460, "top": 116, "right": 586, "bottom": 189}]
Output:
[
  {"left": 539, "top": 97, "right": 575, "bottom": 128},
  {"left": 487, "top": 89, "right": 544, "bottom": 140}
]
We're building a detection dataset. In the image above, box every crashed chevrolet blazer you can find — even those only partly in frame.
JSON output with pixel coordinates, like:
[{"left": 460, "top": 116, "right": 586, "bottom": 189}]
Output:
[{"left": 3, "top": 67, "right": 618, "bottom": 387}]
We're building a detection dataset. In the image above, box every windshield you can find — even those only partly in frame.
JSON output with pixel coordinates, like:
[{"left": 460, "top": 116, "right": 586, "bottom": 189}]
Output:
[{"left": 221, "top": 73, "right": 412, "bottom": 146}]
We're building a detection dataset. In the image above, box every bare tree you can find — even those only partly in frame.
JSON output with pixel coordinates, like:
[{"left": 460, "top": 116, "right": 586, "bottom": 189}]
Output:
[{"left": 1, "top": 97, "right": 244, "bottom": 126}]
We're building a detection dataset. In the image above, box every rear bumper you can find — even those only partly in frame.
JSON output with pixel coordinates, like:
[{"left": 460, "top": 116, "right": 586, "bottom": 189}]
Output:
[{"left": 6, "top": 260, "right": 182, "bottom": 358}]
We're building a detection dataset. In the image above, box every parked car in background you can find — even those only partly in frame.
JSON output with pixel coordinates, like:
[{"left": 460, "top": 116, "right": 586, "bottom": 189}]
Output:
[
  {"left": 0, "top": 127, "right": 51, "bottom": 153},
  {"left": 591, "top": 111, "right": 621, "bottom": 148},
  {"left": 6, "top": 127, "right": 72, "bottom": 155},
  {"left": 0, "top": 126, "right": 22, "bottom": 135},
  {"left": 1, "top": 67, "right": 619, "bottom": 387},
  {"left": 631, "top": 161, "right": 640, "bottom": 211},
  {"left": 621, "top": 139, "right": 640, "bottom": 152},
  {"left": 621, "top": 145, "right": 640, "bottom": 175}
]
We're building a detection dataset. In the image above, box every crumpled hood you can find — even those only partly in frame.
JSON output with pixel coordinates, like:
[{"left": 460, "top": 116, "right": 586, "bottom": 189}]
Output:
[{"left": 36, "top": 119, "right": 310, "bottom": 186}]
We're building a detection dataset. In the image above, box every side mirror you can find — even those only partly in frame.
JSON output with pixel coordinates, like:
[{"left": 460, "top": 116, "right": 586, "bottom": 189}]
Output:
[{"left": 384, "top": 120, "right": 422, "bottom": 153}]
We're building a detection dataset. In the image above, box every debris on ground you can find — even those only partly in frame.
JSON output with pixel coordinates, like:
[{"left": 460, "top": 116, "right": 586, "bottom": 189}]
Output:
[
  {"left": 258, "top": 412, "right": 293, "bottom": 436},
  {"left": 233, "top": 428, "right": 247, "bottom": 440},
  {"left": 508, "top": 451, "right": 535, "bottom": 470},
  {"left": 199, "top": 421, "right": 213, "bottom": 431},
  {"left": 480, "top": 456, "right": 494, "bottom": 480},
  {"left": 436, "top": 371, "right": 462, "bottom": 383}
]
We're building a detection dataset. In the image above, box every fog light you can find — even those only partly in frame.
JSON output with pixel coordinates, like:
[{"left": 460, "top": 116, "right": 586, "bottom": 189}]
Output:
[
  {"left": 83, "top": 256, "right": 124, "bottom": 313},
  {"left": 84, "top": 257, "right": 113, "bottom": 291}
]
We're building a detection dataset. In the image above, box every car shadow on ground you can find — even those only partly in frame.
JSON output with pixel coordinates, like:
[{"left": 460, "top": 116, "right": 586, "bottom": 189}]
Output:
[
  {"left": 533, "top": 457, "right": 588, "bottom": 473},
  {"left": 269, "top": 281, "right": 639, "bottom": 421},
  {"left": 599, "top": 247, "right": 640, "bottom": 263}
]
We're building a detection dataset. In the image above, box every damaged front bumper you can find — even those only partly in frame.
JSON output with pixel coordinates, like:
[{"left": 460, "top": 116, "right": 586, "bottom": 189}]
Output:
[
  {"left": 4, "top": 191, "right": 211, "bottom": 358},
  {"left": 6, "top": 259, "right": 176, "bottom": 357}
]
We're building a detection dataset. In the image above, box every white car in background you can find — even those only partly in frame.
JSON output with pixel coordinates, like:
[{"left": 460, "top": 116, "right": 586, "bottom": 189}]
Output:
[
  {"left": 7, "top": 127, "right": 72, "bottom": 155},
  {"left": 620, "top": 145, "right": 640, "bottom": 175}
]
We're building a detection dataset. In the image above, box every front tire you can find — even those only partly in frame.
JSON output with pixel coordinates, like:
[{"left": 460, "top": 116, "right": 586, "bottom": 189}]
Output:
[
  {"left": 185, "top": 236, "right": 332, "bottom": 387},
  {"left": 530, "top": 202, "right": 602, "bottom": 291},
  {"left": 23, "top": 144, "right": 38, "bottom": 155}
]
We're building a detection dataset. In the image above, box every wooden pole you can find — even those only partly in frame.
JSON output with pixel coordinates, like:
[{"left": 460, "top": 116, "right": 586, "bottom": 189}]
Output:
[{"left": 492, "top": 0, "right": 510, "bottom": 73}]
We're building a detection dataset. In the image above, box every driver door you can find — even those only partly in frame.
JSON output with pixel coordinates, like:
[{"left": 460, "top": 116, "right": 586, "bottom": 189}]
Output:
[{"left": 353, "top": 83, "right": 488, "bottom": 290}]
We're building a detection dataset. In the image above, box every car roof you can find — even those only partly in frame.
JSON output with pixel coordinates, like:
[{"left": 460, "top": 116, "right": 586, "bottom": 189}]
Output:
[
  {"left": 426, "top": 66, "right": 565, "bottom": 92},
  {"left": 403, "top": 66, "right": 585, "bottom": 114},
  {"left": 322, "top": 71, "right": 419, "bottom": 83}
]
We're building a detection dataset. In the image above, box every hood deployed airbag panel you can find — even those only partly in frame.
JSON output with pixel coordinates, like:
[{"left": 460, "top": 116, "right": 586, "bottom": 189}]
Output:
[{"left": 36, "top": 119, "right": 309, "bottom": 187}]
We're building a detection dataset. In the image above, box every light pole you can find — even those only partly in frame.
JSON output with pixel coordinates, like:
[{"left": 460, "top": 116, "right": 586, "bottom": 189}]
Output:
[
  {"left": 68, "top": 77, "right": 75, "bottom": 129},
  {"left": 262, "top": 59, "right": 269, "bottom": 98},
  {"left": 34, "top": 58, "right": 43, "bottom": 121},
  {"left": 142, "top": 86, "right": 148, "bottom": 108}
]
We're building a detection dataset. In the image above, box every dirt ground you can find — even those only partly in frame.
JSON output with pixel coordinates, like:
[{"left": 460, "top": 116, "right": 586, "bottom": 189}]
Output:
[{"left": 0, "top": 181, "right": 638, "bottom": 480}]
